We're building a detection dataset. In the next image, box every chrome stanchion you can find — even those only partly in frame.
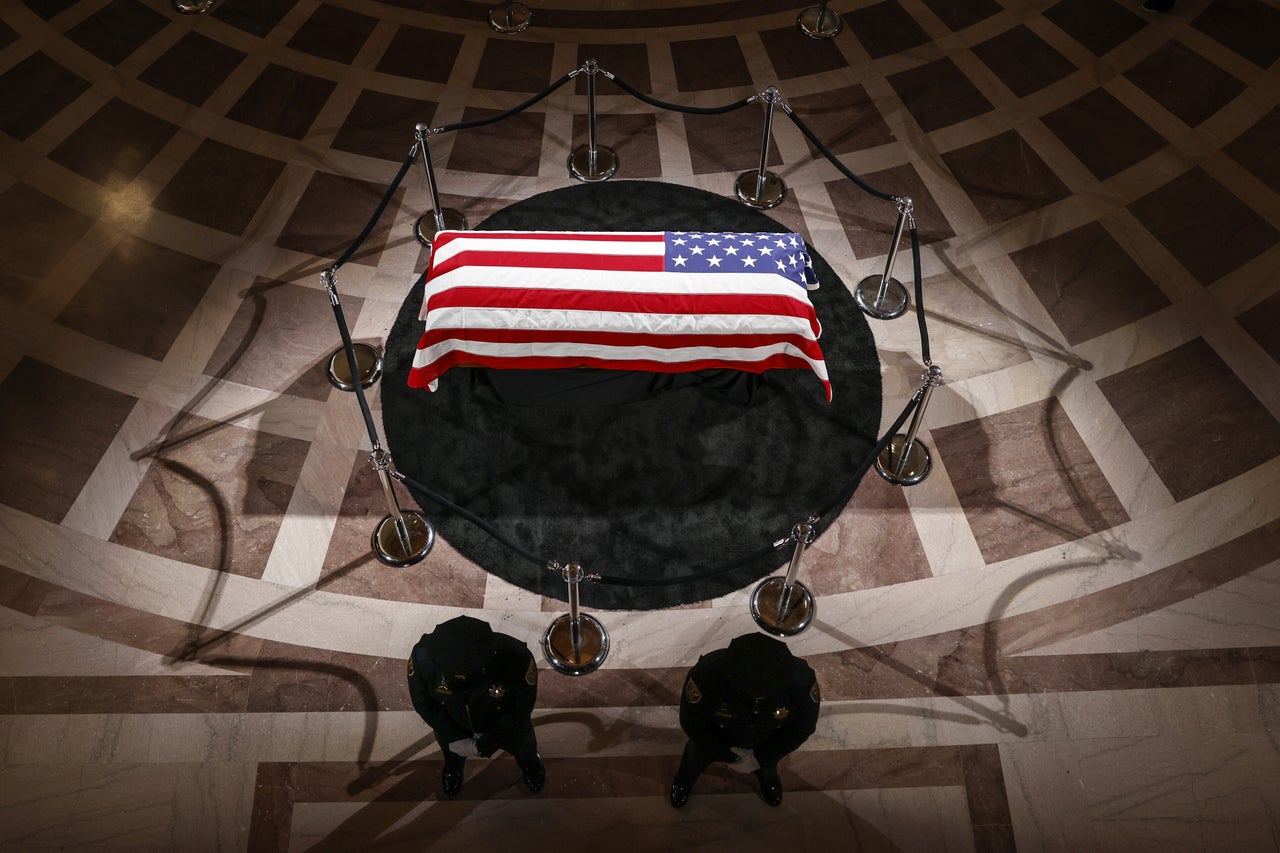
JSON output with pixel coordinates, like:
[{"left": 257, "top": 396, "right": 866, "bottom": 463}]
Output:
[
  {"left": 568, "top": 60, "right": 618, "bottom": 182},
  {"left": 488, "top": 0, "right": 532, "bottom": 33},
  {"left": 543, "top": 561, "right": 609, "bottom": 676},
  {"left": 369, "top": 449, "right": 435, "bottom": 566},
  {"left": 797, "top": 0, "right": 843, "bottom": 39},
  {"left": 735, "top": 87, "right": 786, "bottom": 210},
  {"left": 854, "top": 196, "right": 913, "bottom": 320},
  {"left": 876, "top": 364, "right": 942, "bottom": 486},
  {"left": 749, "top": 517, "right": 818, "bottom": 636},
  {"left": 413, "top": 124, "right": 467, "bottom": 249},
  {"left": 173, "top": 0, "right": 217, "bottom": 13},
  {"left": 321, "top": 268, "right": 383, "bottom": 392}
]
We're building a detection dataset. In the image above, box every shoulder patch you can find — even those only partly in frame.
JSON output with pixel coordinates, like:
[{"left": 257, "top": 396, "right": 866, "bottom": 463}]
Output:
[
  {"left": 809, "top": 679, "right": 821, "bottom": 704},
  {"left": 684, "top": 676, "right": 702, "bottom": 704},
  {"left": 525, "top": 659, "right": 538, "bottom": 687},
  {"left": 407, "top": 656, "right": 414, "bottom": 678}
]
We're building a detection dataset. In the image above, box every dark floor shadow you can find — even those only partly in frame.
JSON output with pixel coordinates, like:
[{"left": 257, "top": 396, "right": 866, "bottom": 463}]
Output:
[
  {"left": 347, "top": 732, "right": 440, "bottom": 796},
  {"left": 880, "top": 241, "right": 1139, "bottom": 722},
  {"left": 147, "top": 446, "right": 390, "bottom": 770},
  {"left": 812, "top": 619, "right": 1028, "bottom": 737}
]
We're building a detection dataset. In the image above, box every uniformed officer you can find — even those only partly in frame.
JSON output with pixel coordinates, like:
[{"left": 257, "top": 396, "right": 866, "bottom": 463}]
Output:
[
  {"left": 407, "top": 615, "right": 545, "bottom": 797},
  {"left": 670, "top": 631, "right": 820, "bottom": 808}
]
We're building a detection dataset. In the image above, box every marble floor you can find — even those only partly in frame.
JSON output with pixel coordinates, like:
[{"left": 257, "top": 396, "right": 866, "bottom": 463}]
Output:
[{"left": 2, "top": 0, "right": 1279, "bottom": 850}]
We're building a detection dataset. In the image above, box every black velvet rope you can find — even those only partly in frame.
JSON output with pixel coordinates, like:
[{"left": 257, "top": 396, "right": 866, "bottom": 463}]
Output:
[
  {"left": 394, "top": 471, "right": 550, "bottom": 567},
  {"left": 910, "top": 223, "right": 931, "bottom": 366},
  {"left": 436, "top": 71, "right": 577, "bottom": 133},
  {"left": 332, "top": 148, "right": 417, "bottom": 272},
  {"left": 783, "top": 108, "right": 896, "bottom": 203},
  {"left": 813, "top": 390, "right": 920, "bottom": 521},
  {"left": 606, "top": 72, "right": 756, "bottom": 115},
  {"left": 329, "top": 295, "right": 384, "bottom": 452},
  {"left": 319, "top": 65, "right": 942, "bottom": 596}
]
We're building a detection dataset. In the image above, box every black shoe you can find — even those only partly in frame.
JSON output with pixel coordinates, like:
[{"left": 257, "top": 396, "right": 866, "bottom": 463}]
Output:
[
  {"left": 441, "top": 764, "right": 464, "bottom": 797},
  {"left": 670, "top": 779, "right": 692, "bottom": 808},
  {"left": 757, "top": 768, "right": 783, "bottom": 807},
  {"left": 522, "top": 755, "right": 546, "bottom": 793}
]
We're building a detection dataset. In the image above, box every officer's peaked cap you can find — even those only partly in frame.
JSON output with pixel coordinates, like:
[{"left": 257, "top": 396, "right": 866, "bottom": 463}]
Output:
[
  {"left": 724, "top": 632, "right": 795, "bottom": 698},
  {"left": 426, "top": 615, "right": 496, "bottom": 674}
]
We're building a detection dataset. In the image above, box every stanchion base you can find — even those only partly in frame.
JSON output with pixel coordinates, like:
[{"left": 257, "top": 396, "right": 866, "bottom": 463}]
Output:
[
  {"left": 734, "top": 170, "right": 786, "bottom": 210},
  {"left": 797, "top": 6, "right": 844, "bottom": 39},
  {"left": 326, "top": 343, "right": 383, "bottom": 392},
  {"left": 568, "top": 145, "right": 618, "bottom": 183},
  {"left": 414, "top": 209, "right": 468, "bottom": 248},
  {"left": 371, "top": 511, "right": 435, "bottom": 567},
  {"left": 854, "top": 275, "right": 909, "bottom": 320},
  {"left": 749, "top": 577, "right": 815, "bottom": 637},
  {"left": 488, "top": 2, "right": 532, "bottom": 33},
  {"left": 173, "top": 0, "right": 216, "bottom": 13},
  {"left": 543, "top": 614, "right": 609, "bottom": 676},
  {"left": 875, "top": 434, "right": 932, "bottom": 486}
]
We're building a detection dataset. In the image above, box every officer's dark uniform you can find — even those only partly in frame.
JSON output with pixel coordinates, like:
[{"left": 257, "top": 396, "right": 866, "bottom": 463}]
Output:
[
  {"left": 407, "top": 615, "right": 545, "bottom": 796},
  {"left": 671, "top": 632, "right": 820, "bottom": 808}
]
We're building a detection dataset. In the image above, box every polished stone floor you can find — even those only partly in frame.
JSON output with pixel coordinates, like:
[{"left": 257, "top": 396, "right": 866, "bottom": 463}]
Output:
[{"left": 1, "top": 0, "right": 1279, "bottom": 850}]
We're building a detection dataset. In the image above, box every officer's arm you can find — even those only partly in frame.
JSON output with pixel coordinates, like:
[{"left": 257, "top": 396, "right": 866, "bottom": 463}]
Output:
[
  {"left": 752, "top": 671, "right": 820, "bottom": 768},
  {"left": 407, "top": 653, "right": 470, "bottom": 743},
  {"left": 474, "top": 648, "right": 538, "bottom": 754},
  {"left": 678, "top": 668, "right": 737, "bottom": 762}
]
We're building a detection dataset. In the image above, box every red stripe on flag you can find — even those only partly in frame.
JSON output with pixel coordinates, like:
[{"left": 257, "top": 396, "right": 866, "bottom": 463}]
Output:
[
  {"left": 437, "top": 231, "right": 660, "bottom": 243},
  {"left": 430, "top": 250, "right": 664, "bottom": 277}
]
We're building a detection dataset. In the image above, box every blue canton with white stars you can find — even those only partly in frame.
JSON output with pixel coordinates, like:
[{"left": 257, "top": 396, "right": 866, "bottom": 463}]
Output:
[{"left": 663, "top": 232, "right": 818, "bottom": 290}]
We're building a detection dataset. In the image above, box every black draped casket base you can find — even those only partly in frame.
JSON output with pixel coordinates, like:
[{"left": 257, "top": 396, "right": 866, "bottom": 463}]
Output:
[{"left": 381, "top": 181, "right": 882, "bottom": 610}]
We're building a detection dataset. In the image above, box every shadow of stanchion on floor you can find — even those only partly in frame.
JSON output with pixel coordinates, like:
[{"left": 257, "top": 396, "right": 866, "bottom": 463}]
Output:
[
  {"left": 811, "top": 619, "right": 1028, "bottom": 738},
  {"left": 148, "top": 455, "right": 394, "bottom": 772},
  {"left": 873, "top": 240, "right": 1148, "bottom": 723}
]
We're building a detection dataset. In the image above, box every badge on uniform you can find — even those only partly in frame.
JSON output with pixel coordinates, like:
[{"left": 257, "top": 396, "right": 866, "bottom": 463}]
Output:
[
  {"left": 810, "top": 680, "right": 821, "bottom": 704},
  {"left": 435, "top": 673, "right": 452, "bottom": 695},
  {"left": 488, "top": 684, "right": 506, "bottom": 699},
  {"left": 684, "top": 676, "right": 702, "bottom": 704},
  {"left": 525, "top": 659, "right": 538, "bottom": 687},
  {"left": 407, "top": 657, "right": 415, "bottom": 678}
]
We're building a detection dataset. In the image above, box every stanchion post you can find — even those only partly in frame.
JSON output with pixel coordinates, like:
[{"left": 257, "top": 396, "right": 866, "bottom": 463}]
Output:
[
  {"left": 542, "top": 561, "right": 609, "bottom": 675},
  {"left": 488, "top": 0, "right": 532, "bottom": 33},
  {"left": 797, "top": 0, "right": 843, "bottom": 39},
  {"left": 172, "top": 0, "right": 217, "bottom": 12},
  {"left": 568, "top": 60, "right": 618, "bottom": 182},
  {"left": 735, "top": 87, "right": 786, "bottom": 210},
  {"left": 876, "top": 364, "right": 943, "bottom": 486},
  {"left": 855, "top": 197, "right": 913, "bottom": 320},
  {"left": 413, "top": 124, "right": 467, "bottom": 249},
  {"left": 368, "top": 448, "right": 435, "bottom": 566},
  {"left": 749, "top": 516, "right": 818, "bottom": 636},
  {"left": 321, "top": 268, "right": 383, "bottom": 392}
]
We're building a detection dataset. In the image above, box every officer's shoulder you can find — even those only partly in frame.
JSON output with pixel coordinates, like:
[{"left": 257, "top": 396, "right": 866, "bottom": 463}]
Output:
[
  {"left": 493, "top": 632, "right": 533, "bottom": 660},
  {"left": 693, "top": 648, "right": 729, "bottom": 668},
  {"left": 790, "top": 656, "right": 817, "bottom": 686}
]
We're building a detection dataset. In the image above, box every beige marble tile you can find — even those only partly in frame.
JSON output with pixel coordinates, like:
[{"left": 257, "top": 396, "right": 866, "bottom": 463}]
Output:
[
  {"left": 0, "top": 608, "right": 236, "bottom": 677},
  {"left": 0, "top": 765, "right": 78, "bottom": 848},
  {"left": 1002, "top": 739, "right": 1097, "bottom": 852}
]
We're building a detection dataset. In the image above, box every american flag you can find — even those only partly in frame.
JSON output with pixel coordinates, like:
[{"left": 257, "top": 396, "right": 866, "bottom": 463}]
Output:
[{"left": 408, "top": 230, "right": 831, "bottom": 400}]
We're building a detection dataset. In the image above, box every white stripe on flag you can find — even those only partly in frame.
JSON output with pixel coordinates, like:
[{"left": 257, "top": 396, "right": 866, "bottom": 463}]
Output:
[
  {"left": 411, "top": 338, "right": 830, "bottom": 380},
  {"left": 422, "top": 306, "right": 820, "bottom": 339}
]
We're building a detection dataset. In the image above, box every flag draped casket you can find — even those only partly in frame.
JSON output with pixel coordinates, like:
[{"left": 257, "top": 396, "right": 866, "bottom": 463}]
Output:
[{"left": 408, "top": 230, "right": 832, "bottom": 402}]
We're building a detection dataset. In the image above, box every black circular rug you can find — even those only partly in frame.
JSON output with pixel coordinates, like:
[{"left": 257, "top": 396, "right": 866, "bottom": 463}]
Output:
[{"left": 381, "top": 180, "right": 881, "bottom": 610}]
